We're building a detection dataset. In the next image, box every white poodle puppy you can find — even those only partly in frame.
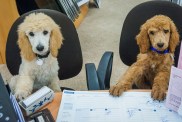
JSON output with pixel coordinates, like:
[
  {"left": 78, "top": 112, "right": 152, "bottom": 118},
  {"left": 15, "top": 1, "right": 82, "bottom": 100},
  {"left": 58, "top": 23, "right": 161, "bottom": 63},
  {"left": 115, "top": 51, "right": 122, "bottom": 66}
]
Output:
[{"left": 9, "top": 13, "right": 63, "bottom": 100}]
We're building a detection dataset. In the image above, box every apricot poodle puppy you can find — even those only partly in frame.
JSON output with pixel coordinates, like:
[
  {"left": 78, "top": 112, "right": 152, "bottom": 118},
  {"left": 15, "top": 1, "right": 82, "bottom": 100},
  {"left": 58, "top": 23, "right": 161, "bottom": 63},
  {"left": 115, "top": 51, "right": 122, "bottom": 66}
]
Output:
[
  {"left": 9, "top": 13, "right": 63, "bottom": 100},
  {"left": 109, "top": 15, "right": 179, "bottom": 101}
]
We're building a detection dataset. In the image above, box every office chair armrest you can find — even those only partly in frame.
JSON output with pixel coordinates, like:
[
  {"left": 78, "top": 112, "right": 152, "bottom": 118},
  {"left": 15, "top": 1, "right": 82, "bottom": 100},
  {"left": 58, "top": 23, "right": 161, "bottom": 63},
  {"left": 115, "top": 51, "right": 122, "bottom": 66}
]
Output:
[
  {"left": 85, "top": 52, "right": 113, "bottom": 90},
  {"left": 97, "top": 51, "right": 113, "bottom": 90},
  {"left": 85, "top": 63, "right": 100, "bottom": 90}
]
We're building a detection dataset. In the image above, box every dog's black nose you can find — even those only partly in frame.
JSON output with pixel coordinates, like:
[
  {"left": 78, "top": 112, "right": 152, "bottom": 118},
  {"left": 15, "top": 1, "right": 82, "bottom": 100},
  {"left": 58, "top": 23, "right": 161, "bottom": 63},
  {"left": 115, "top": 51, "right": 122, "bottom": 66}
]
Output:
[
  {"left": 36, "top": 44, "right": 44, "bottom": 51},
  {"left": 157, "top": 43, "right": 164, "bottom": 48}
]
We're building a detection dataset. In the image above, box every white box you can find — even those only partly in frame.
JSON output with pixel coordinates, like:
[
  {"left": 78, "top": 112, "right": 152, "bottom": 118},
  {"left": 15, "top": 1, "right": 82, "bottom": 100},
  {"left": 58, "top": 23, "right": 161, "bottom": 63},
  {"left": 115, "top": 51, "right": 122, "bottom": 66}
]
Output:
[{"left": 19, "top": 86, "right": 54, "bottom": 116}]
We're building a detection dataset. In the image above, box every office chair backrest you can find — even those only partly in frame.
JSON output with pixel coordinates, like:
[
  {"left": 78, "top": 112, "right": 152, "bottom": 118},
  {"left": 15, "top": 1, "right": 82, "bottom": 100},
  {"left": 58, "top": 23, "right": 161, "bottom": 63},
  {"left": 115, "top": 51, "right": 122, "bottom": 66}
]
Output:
[
  {"left": 120, "top": 1, "right": 182, "bottom": 66},
  {"left": 6, "top": 9, "right": 82, "bottom": 80}
]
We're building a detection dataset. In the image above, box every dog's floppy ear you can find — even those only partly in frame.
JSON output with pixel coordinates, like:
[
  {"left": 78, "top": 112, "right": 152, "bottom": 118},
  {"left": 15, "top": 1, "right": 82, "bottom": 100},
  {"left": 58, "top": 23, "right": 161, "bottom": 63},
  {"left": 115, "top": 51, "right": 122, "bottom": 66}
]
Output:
[
  {"left": 169, "top": 21, "right": 180, "bottom": 53},
  {"left": 50, "top": 26, "right": 63, "bottom": 58},
  {"left": 136, "top": 24, "right": 150, "bottom": 54},
  {"left": 17, "top": 30, "right": 36, "bottom": 61}
]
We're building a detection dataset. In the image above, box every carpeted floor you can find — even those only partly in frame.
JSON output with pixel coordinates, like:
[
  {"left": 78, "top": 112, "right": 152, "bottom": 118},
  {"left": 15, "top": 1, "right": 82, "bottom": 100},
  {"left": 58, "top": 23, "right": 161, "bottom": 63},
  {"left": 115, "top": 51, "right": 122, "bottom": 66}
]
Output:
[{"left": 0, "top": 0, "right": 150, "bottom": 90}]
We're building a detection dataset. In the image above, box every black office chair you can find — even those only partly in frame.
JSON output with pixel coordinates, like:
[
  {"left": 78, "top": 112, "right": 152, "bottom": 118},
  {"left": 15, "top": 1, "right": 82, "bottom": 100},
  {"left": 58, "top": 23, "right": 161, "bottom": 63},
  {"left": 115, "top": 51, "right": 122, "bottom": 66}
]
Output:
[
  {"left": 120, "top": 1, "right": 182, "bottom": 67},
  {"left": 6, "top": 9, "right": 82, "bottom": 91},
  {"left": 86, "top": 1, "right": 182, "bottom": 90}
]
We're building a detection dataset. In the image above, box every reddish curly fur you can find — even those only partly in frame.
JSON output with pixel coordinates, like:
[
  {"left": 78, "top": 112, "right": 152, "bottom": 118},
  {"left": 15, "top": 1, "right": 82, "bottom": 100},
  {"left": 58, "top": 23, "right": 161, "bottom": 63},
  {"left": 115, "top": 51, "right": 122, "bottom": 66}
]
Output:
[{"left": 109, "top": 15, "right": 180, "bottom": 100}]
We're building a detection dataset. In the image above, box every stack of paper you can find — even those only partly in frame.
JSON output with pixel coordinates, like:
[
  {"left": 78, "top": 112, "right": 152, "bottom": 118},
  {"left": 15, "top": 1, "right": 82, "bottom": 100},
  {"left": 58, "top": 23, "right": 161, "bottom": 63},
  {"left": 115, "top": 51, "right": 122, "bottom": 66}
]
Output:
[
  {"left": 57, "top": 0, "right": 81, "bottom": 22},
  {"left": 76, "top": 0, "right": 89, "bottom": 6}
]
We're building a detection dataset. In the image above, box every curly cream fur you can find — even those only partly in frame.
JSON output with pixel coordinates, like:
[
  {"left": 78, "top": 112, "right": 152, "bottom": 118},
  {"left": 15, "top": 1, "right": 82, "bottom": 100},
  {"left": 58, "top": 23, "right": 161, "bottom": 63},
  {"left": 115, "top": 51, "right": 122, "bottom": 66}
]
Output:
[
  {"left": 109, "top": 15, "right": 179, "bottom": 101},
  {"left": 18, "top": 13, "right": 63, "bottom": 60},
  {"left": 10, "top": 13, "right": 63, "bottom": 100}
]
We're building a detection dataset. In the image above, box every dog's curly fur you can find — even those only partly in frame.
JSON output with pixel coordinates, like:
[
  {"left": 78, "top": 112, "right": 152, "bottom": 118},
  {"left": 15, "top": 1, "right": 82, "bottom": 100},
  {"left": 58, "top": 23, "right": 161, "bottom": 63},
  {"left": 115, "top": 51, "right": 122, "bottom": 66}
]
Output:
[
  {"left": 109, "top": 15, "right": 179, "bottom": 100},
  {"left": 9, "top": 13, "right": 63, "bottom": 100}
]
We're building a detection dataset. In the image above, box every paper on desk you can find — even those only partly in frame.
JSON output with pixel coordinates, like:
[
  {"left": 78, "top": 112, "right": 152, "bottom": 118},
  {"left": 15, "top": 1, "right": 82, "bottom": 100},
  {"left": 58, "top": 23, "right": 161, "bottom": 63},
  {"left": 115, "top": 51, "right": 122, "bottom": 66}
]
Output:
[
  {"left": 178, "top": 42, "right": 182, "bottom": 69},
  {"left": 166, "top": 66, "right": 182, "bottom": 113},
  {"left": 57, "top": 90, "right": 182, "bottom": 122}
]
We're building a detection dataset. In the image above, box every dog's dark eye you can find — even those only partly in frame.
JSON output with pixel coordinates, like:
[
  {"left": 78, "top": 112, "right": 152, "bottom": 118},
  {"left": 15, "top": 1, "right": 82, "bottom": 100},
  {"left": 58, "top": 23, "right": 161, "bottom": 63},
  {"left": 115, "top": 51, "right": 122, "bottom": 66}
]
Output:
[
  {"left": 43, "top": 30, "right": 48, "bottom": 35},
  {"left": 149, "top": 31, "right": 154, "bottom": 35},
  {"left": 29, "top": 32, "right": 34, "bottom": 37},
  {"left": 164, "top": 29, "right": 169, "bottom": 34}
]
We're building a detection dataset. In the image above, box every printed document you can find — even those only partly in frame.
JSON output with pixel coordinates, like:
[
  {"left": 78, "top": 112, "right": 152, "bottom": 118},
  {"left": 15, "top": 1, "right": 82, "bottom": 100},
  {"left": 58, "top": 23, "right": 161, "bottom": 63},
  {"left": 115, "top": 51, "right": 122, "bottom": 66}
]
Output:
[
  {"left": 56, "top": 90, "right": 182, "bottom": 122},
  {"left": 166, "top": 66, "right": 182, "bottom": 113},
  {"left": 178, "top": 42, "right": 182, "bottom": 69}
]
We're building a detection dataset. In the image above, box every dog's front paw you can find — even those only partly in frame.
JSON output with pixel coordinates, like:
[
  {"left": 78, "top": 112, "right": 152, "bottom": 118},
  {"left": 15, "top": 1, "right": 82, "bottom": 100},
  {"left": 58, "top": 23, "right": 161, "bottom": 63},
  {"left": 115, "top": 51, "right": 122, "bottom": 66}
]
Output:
[
  {"left": 52, "top": 87, "right": 61, "bottom": 92},
  {"left": 15, "top": 89, "right": 31, "bottom": 100},
  {"left": 109, "top": 84, "right": 125, "bottom": 96},
  {"left": 151, "top": 87, "right": 166, "bottom": 101},
  {"left": 49, "top": 82, "right": 61, "bottom": 92}
]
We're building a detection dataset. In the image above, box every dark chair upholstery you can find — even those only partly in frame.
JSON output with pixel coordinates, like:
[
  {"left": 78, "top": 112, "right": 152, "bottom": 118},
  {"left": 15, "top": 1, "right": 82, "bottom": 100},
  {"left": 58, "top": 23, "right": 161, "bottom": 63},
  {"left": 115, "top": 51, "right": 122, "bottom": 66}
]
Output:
[
  {"left": 120, "top": 1, "right": 182, "bottom": 67},
  {"left": 86, "top": 1, "right": 182, "bottom": 90},
  {"left": 6, "top": 9, "right": 82, "bottom": 83}
]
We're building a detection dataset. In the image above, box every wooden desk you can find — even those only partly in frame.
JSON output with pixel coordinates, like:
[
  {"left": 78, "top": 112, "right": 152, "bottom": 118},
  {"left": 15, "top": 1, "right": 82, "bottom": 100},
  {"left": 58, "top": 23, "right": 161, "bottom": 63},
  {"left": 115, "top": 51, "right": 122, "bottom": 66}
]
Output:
[
  {"left": 0, "top": 0, "right": 19, "bottom": 64},
  {"left": 73, "top": 4, "right": 88, "bottom": 28},
  {"left": 41, "top": 92, "right": 62, "bottom": 120},
  {"left": 43, "top": 90, "right": 151, "bottom": 120}
]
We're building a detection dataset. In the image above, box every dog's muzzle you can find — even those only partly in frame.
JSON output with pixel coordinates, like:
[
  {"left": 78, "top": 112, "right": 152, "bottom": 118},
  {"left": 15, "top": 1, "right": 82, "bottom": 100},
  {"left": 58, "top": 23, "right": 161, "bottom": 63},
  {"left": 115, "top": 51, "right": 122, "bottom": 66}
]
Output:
[{"left": 36, "top": 44, "right": 44, "bottom": 52}]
